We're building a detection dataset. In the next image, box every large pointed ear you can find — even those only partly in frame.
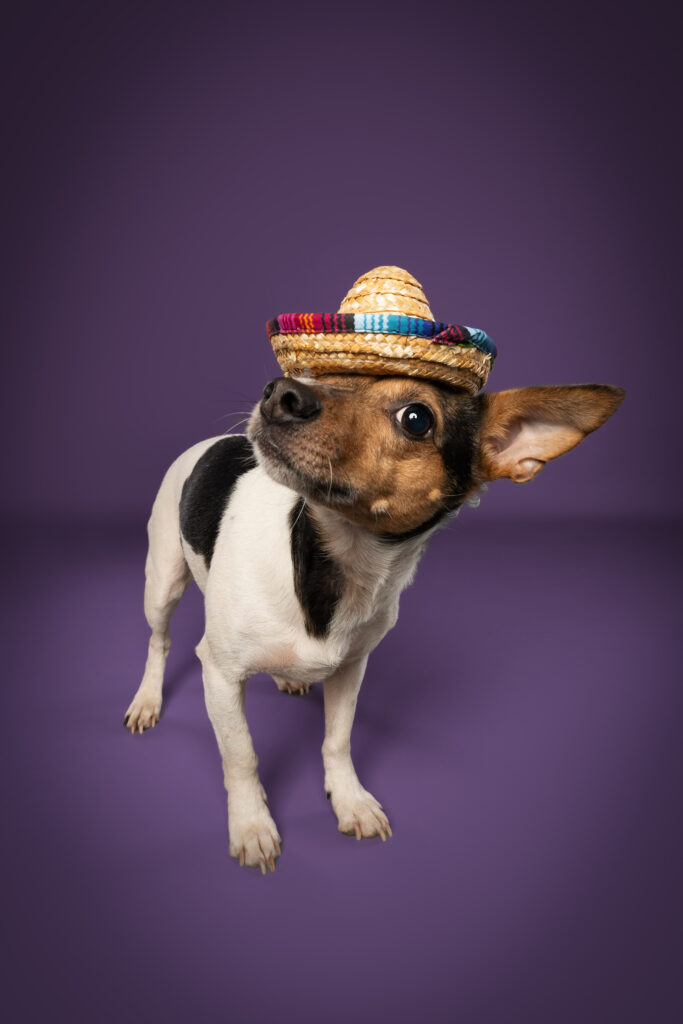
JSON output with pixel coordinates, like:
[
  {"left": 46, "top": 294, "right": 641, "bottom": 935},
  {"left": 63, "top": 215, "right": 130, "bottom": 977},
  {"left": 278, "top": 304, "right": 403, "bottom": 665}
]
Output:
[{"left": 476, "top": 384, "right": 625, "bottom": 484}]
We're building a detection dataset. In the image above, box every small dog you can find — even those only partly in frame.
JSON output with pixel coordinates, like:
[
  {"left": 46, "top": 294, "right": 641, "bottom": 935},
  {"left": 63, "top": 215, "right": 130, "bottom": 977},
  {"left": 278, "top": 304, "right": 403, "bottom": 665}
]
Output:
[{"left": 125, "top": 372, "right": 624, "bottom": 872}]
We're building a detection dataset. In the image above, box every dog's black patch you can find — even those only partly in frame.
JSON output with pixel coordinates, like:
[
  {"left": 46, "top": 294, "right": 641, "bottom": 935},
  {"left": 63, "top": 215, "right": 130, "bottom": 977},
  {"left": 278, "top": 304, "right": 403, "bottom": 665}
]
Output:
[
  {"left": 290, "top": 498, "right": 344, "bottom": 638},
  {"left": 440, "top": 392, "right": 481, "bottom": 504},
  {"left": 381, "top": 393, "right": 482, "bottom": 545},
  {"left": 378, "top": 508, "right": 449, "bottom": 545},
  {"left": 179, "top": 436, "right": 257, "bottom": 566}
]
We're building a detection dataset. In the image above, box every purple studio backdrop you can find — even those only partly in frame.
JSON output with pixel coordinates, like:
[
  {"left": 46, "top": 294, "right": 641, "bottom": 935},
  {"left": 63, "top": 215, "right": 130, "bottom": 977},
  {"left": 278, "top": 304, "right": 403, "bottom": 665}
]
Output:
[{"left": 2, "top": 3, "right": 682, "bottom": 1023}]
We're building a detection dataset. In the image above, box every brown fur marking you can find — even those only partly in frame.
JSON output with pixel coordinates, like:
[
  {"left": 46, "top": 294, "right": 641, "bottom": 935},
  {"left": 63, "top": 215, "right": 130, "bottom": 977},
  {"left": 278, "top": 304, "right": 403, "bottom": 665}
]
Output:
[{"left": 477, "top": 384, "right": 626, "bottom": 483}]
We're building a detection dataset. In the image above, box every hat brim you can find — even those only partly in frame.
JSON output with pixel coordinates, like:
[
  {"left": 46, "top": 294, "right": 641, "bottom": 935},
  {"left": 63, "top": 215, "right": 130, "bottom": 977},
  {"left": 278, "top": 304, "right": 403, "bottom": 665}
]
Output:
[{"left": 269, "top": 331, "right": 492, "bottom": 394}]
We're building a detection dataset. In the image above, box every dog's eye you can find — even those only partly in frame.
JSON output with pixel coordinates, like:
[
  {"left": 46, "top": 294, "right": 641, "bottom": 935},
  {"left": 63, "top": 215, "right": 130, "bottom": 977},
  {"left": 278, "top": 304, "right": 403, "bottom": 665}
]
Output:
[{"left": 396, "top": 403, "right": 434, "bottom": 438}]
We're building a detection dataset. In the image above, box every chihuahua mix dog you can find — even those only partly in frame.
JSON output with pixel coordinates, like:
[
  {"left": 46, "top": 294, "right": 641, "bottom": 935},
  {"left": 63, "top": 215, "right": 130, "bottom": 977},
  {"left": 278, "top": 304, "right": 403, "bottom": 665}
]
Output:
[{"left": 124, "top": 372, "right": 624, "bottom": 873}]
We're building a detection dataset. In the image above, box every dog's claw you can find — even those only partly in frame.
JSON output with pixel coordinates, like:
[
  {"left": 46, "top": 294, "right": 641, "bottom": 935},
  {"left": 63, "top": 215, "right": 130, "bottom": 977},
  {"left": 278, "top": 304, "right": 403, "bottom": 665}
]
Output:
[
  {"left": 230, "top": 807, "right": 281, "bottom": 873},
  {"left": 123, "top": 692, "right": 162, "bottom": 734},
  {"left": 332, "top": 785, "right": 392, "bottom": 843},
  {"left": 273, "top": 676, "right": 310, "bottom": 697}
]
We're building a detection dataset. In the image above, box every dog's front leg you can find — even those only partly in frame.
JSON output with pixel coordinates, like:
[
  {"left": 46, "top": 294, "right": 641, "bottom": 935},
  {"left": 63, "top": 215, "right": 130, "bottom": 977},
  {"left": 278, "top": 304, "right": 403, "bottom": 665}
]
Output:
[
  {"left": 322, "top": 656, "right": 391, "bottom": 842},
  {"left": 196, "top": 636, "right": 281, "bottom": 873}
]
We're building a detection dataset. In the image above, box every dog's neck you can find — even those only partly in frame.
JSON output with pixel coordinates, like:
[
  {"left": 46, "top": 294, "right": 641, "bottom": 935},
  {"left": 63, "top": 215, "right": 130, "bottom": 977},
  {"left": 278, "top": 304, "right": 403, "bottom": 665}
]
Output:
[{"left": 307, "top": 500, "right": 437, "bottom": 615}]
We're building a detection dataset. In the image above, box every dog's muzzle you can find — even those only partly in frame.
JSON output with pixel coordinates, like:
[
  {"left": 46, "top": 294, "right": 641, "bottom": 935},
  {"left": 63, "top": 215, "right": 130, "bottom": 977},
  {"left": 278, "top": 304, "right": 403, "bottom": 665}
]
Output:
[{"left": 260, "top": 377, "right": 321, "bottom": 425}]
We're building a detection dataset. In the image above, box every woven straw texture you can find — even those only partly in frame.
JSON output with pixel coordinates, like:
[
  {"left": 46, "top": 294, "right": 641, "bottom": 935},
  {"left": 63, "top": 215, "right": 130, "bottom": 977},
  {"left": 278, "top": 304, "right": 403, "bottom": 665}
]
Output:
[
  {"left": 268, "top": 266, "right": 493, "bottom": 393},
  {"left": 271, "top": 333, "right": 490, "bottom": 394},
  {"left": 338, "top": 266, "right": 434, "bottom": 319}
]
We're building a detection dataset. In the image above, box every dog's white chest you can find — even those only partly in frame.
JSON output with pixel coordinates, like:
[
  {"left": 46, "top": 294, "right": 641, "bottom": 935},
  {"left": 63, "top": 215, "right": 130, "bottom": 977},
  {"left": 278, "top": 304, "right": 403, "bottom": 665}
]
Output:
[{"left": 200, "top": 467, "right": 406, "bottom": 683}]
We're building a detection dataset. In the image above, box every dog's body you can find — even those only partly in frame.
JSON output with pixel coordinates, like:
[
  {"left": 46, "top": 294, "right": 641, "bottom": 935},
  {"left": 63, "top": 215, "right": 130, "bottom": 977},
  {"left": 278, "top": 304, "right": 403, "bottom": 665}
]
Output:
[
  {"left": 147, "top": 431, "right": 421, "bottom": 686},
  {"left": 125, "top": 373, "right": 624, "bottom": 872}
]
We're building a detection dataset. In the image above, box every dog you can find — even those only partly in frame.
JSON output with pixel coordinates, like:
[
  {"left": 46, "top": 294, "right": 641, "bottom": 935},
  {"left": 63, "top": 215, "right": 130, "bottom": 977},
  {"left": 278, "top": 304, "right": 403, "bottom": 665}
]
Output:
[{"left": 124, "top": 372, "right": 624, "bottom": 873}]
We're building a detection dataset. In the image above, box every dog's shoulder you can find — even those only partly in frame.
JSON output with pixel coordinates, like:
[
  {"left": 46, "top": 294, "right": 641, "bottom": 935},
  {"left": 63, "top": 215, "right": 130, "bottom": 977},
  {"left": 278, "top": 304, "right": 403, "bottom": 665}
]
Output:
[{"left": 179, "top": 435, "right": 257, "bottom": 567}]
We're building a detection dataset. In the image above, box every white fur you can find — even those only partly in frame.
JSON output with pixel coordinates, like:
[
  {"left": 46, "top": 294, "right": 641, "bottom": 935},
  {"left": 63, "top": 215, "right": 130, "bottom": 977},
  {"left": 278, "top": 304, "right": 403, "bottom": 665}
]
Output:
[{"left": 125, "top": 435, "right": 436, "bottom": 871}]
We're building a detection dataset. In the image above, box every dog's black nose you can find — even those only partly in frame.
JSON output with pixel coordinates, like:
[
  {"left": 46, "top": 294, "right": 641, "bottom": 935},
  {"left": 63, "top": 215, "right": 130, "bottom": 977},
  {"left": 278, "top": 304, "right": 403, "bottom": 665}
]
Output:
[{"left": 260, "top": 377, "right": 321, "bottom": 424}]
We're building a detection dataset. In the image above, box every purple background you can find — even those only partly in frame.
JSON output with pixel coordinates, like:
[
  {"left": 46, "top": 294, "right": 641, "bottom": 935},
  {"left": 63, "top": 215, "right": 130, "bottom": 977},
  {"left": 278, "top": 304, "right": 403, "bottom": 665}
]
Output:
[{"left": 3, "top": 3, "right": 681, "bottom": 1022}]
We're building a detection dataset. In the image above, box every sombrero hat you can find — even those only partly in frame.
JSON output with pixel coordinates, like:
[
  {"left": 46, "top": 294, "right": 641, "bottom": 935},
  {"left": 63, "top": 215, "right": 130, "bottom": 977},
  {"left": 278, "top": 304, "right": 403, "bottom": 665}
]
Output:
[{"left": 266, "top": 266, "right": 496, "bottom": 394}]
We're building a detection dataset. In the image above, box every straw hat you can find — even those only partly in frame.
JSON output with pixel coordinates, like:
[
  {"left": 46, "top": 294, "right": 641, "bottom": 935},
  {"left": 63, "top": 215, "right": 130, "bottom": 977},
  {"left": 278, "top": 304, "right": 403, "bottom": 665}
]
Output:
[{"left": 266, "top": 266, "right": 496, "bottom": 394}]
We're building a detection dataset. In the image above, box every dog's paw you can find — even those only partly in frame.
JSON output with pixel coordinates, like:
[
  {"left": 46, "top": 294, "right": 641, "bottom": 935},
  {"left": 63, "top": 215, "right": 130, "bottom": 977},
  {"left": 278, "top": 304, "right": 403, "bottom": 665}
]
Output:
[
  {"left": 329, "top": 784, "right": 392, "bottom": 842},
  {"left": 272, "top": 675, "right": 310, "bottom": 696},
  {"left": 228, "top": 802, "right": 282, "bottom": 874},
  {"left": 123, "top": 691, "right": 161, "bottom": 734}
]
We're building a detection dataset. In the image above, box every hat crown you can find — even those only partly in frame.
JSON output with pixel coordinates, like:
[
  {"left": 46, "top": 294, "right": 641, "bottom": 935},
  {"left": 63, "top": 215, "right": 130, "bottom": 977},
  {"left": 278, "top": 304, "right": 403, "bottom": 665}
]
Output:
[{"left": 338, "top": 265, "right": 434, "bottom": 320}]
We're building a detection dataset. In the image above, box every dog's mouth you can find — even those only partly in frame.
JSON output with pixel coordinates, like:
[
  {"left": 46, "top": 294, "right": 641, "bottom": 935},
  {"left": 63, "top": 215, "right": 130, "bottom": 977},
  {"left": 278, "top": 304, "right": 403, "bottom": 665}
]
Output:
[{"left": 248, "top": 423, "right": 357, "bottom": 507}]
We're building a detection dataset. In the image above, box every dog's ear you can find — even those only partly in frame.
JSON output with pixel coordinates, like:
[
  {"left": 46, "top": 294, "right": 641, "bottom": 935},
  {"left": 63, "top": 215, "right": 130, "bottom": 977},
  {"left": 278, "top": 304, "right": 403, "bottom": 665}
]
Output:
[{"left": 476, "top": 384, "right": 625, "bottom": 484}]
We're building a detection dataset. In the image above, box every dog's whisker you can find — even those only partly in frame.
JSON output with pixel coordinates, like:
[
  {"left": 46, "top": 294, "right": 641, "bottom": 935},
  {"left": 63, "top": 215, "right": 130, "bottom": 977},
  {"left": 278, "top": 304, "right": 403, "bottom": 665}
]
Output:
[
  {"left": 290, "top": 496, "right": 307, "bottom": 532},
  {"left": 216, "top": 409, "right": 253, "bottom": 423},
  {"left": 223, "top": 424, "right": 254, "bottom": 442},
  {"left": 327, "top": 456, "right": 334, "bottom": 502}
]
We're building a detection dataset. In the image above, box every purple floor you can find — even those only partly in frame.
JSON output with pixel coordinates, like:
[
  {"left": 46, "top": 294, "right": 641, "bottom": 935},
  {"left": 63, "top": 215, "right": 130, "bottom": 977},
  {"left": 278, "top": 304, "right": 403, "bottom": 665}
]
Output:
[{"left": 4, "top": 515, "right": 681, "bottom": 1023}]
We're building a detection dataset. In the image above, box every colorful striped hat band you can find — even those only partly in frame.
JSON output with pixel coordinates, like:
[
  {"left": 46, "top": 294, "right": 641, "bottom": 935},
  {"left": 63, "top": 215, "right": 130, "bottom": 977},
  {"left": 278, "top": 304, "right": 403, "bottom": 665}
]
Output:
[{"left": 266, "top": 266, "right": 497, "bottom": 395}]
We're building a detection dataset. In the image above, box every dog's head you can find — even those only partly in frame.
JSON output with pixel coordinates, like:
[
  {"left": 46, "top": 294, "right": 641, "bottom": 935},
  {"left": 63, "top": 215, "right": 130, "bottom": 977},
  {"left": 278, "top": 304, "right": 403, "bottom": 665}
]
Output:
[{"left": 247, "top": 374, "right": 625, "bottom": 538}]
